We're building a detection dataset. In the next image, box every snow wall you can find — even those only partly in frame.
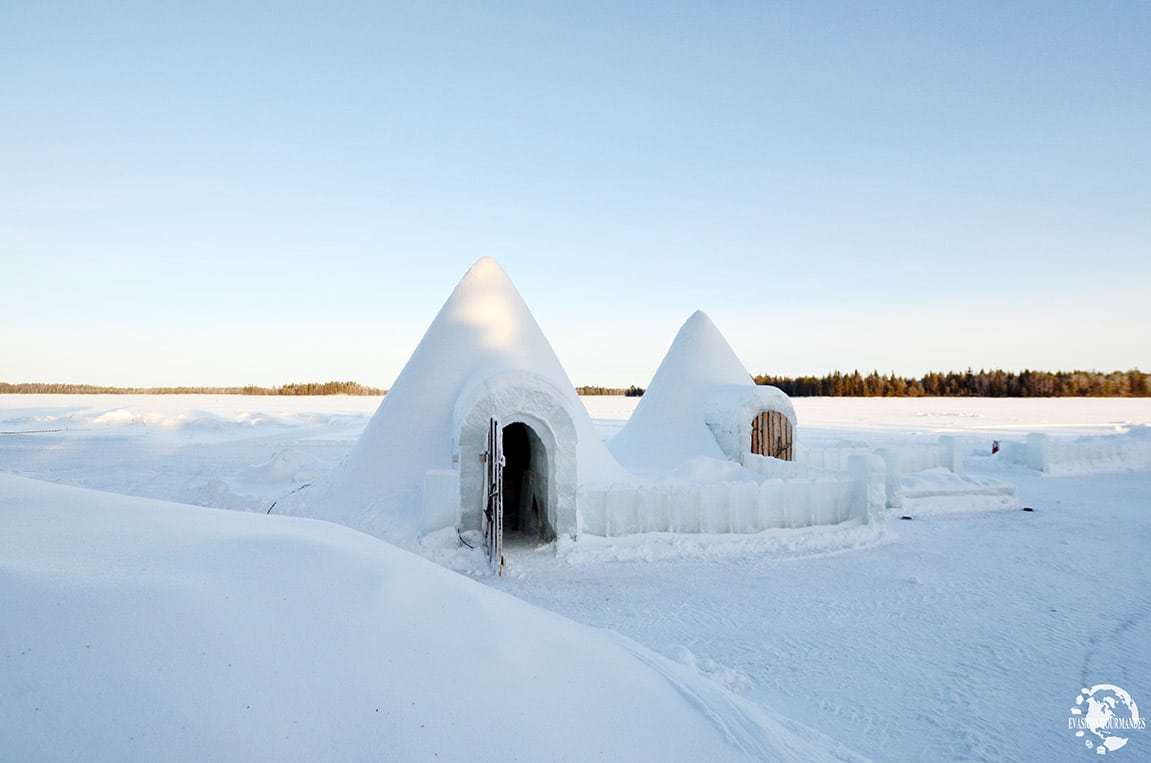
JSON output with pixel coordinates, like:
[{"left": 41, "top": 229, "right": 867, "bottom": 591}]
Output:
[
  {"left": 798, "top": 437, "right": 963, "bottom": 476},
  {"left": 578, "top": 455, "right": 885, "bottom": 537},
  {"left": 998, "top": 429, "right": 1151, "bottom": 475}
]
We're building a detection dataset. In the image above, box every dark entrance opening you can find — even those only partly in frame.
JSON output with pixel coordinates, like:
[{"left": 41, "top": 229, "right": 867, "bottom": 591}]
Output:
[{"left": 501, "top": 422, "right": 548, "bottom": 539}]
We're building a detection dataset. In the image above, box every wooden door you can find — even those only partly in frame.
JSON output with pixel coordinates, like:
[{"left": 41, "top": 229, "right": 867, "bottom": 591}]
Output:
[
  {"left": 483, "top": 417, "right": 505, "bottom": 574},
  {"left": 751, "top": 411, "right": 793, "bottom": 461}
]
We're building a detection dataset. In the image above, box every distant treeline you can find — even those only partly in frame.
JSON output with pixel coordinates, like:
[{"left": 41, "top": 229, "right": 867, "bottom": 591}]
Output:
[
  {"left": 575, "top": 385, "right": 646, "bottom": 397},
  {"left": 0, "top": 381, "right": 386, "bottom": 396},
  {"left": 9, "top": 370, "right": 1149, "bottom": 397},
  {"left": 754, "top": 369, "right": 1151, "bottom": 397}
]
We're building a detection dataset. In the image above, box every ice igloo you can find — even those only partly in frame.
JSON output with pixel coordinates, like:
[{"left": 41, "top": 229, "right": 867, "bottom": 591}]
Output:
[
  {"left": 578, "top": 312, "right": 877, "bottom": 538},
  {"left": 277, "top": 257, "right": 626, "bottom": 548},
  {"left": 280, "top": 260, "right": 879, "bottom": 557},
  {"left": 609, "top": 310, "right": 797, "bottom": 476}
]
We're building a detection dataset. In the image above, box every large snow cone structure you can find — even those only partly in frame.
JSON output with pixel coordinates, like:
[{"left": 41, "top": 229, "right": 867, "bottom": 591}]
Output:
[
  {"left": 609, "top": 311, "right": 796, "bottom": 475},
  {"left": 279, "top": 258, "right": 624, "bottom": 546}
]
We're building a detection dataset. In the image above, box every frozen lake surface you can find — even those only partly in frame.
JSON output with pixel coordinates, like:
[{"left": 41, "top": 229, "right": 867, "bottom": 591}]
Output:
[{"left": 2, "top": 395, "right": 1149, "bottom": 760}]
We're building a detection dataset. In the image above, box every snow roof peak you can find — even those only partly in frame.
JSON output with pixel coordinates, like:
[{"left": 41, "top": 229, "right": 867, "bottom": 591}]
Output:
[
  {"left": 465, "top": 255, "right": 503, "bottom": 275},
  {"left": 686, "top": 308, "right": 711, "bottom": 323},
  {"left": 658, "top": 310, "right": 754, "bottom": 390},
  {"left": 434, "top": 257, "right": 537, "bottom": 354},
  {"left": 453, "top": 256, "right": 514, "bottom": 300}
]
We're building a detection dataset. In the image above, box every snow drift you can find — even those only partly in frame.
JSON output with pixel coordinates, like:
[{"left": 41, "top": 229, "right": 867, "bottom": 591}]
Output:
[{"left": 0, "top": 473, "right": 864, "bottom": 761}]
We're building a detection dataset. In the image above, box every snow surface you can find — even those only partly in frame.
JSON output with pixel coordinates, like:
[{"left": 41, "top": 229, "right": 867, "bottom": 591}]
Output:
[
  {"left": 3, "top": 395, "right": 1150, "bottom": 760},
  {"left": 0, "top": 472, "right": 861, "bottom": 762}
]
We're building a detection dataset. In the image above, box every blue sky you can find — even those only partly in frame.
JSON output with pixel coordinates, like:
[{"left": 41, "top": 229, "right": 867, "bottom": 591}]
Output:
[{"left": 2, "top": 1, "right": 1148, "bottom": 388}]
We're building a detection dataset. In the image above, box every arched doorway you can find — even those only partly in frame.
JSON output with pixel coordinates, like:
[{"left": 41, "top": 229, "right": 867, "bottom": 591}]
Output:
[
  {"left": 501, "top": 422, "right": 552, "bottom": 541},
  {"left": 751, "top": 410, "right": 794, "bottom": 461},
  {"left": 454, "top": 372, "right": 579, "bottom": 545}
]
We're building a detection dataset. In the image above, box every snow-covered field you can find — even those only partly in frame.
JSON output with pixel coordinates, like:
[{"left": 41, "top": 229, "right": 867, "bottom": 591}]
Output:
[{"left": 3, "top": 395, "right": 1149, "bottom": 760}]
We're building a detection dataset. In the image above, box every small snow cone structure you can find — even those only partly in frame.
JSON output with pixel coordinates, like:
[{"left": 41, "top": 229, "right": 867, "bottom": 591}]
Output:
[
  {"left": 280, "top": 258, "right": 624, "bottom": 547},
  {"left": 579, "top": 312, "right": 879, "bottom": 537},
  {"left": 609, "top": 310, "right": 796, "bottom": 475}
]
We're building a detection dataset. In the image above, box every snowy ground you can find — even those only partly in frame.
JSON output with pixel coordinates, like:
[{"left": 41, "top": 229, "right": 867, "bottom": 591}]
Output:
[{"left": 3, "top": 395, "right": 1149, "bottom": 760}]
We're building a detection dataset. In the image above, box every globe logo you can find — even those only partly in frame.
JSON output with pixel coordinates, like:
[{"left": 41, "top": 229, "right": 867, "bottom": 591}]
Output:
[{"left": 1068, "top": 684, "right": 1145, "bottom": 755}]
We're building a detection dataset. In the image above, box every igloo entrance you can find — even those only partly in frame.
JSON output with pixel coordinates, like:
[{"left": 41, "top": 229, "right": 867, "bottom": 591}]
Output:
[
  {"left": 501, "top": 421, "right": 553, "bottom": 541},
  {"left": 455, "top": 371, "right": 579, "bottom": 554},
  {"left": 751, "top": 410, "right": 794, "bottom": 461}
]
